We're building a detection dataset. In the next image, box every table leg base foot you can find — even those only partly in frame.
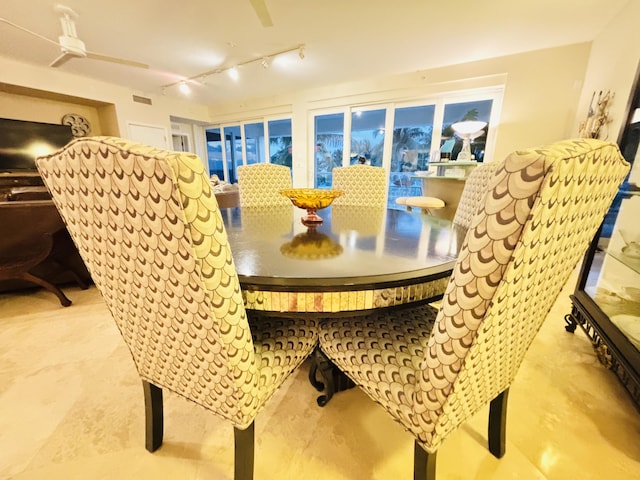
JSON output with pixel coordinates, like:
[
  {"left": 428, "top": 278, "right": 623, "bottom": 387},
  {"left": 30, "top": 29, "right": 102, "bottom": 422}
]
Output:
[{"left": 313, "top": 348, "right": 355, "bottom": 407}]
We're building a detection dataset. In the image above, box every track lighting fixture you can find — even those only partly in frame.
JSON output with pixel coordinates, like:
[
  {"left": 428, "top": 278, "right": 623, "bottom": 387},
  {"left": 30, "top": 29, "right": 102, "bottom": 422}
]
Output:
[{"left": 161, "top": 44, "right": 305, "bottom": 94}]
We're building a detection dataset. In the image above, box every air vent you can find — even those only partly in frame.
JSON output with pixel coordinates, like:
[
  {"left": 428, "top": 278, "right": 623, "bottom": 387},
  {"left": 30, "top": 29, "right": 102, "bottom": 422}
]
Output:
[{"left": 132, "top": 95, "right": 152, "bottom": 105}]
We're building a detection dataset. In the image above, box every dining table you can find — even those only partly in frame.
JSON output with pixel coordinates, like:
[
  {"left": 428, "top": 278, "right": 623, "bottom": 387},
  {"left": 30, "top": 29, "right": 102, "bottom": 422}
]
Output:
[
  {"left": 219, "top": 204, "right": 462, "bottom": 315},
  {"left": 220, "top": 203, "right": 463, "bottom": 405}
]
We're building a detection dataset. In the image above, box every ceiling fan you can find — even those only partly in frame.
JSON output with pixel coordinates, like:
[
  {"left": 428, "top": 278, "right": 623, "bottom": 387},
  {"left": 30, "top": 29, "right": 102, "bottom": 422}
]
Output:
[
  {"left": 0, "top": 4, "right": 149, "bottom": 70},
  {"left": 249, "top": 0, "right": 274, "bottom": 27}
]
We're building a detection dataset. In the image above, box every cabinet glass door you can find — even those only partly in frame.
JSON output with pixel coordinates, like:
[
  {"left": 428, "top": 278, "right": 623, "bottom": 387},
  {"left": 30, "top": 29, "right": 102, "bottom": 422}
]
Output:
[{"left": 584, "top": 97, "right": 640, "bottom": 353}]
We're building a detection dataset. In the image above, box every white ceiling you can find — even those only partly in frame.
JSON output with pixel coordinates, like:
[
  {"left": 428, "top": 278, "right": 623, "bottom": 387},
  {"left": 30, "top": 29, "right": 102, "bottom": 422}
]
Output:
[{"left": 0, "top": 0, "right": 630, "bottom": 105}]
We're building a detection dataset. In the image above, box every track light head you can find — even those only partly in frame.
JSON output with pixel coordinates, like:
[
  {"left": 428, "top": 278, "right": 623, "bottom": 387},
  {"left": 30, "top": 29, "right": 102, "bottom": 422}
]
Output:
[
  {"left": 178, "top": 81, "right": 190, "bottom": 94},
  {"left": 228, "top": 66, "right": 239, "bottom": 81}
]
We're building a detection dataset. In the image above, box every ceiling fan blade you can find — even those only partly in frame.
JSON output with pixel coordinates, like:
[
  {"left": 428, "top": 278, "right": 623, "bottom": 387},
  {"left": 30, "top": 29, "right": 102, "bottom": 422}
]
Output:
[
  {"left": 86, "top": 52, "right": 149, "bottom": 69},
  {"left": 49, "top": 52, "right": 74, "bottom": 68},
  {"left": 248, "top": 0, "right": 274, "bottom": 27}
]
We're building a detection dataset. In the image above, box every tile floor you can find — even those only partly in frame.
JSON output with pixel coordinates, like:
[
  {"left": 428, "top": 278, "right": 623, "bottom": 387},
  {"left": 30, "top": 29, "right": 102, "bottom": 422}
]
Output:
[{"left": 1, "top": 276, "right": 639, "bottom": 480}]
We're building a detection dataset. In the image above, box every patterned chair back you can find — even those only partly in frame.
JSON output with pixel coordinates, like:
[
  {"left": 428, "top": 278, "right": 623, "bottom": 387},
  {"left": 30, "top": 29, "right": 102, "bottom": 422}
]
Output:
[
  {"left": 36, "top": 137, "right": 262, "bottom": 428},
  {"left": 414, "top": 139, "right": 629, "bottom": 450},
  {"left": 331, "top": 164, "right": 387, "bottom": 207},
  {"left": 452, "top": 161, "right": 499, "bottom": 231},
  {"left": 237, "top": 163, "right": 292, "bottom": 207}
]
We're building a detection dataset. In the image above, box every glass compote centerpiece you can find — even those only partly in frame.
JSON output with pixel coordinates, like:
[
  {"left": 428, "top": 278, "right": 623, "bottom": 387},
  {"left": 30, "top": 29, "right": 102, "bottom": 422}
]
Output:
[{"left": 279, "top": 188, "right": 343, "bottom": 226}]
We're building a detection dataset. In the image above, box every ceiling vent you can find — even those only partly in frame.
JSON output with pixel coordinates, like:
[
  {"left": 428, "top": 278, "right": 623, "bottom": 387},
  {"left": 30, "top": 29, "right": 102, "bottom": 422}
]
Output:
[{"left": 132, "top": 95, "right": 152, "bottom": 105}]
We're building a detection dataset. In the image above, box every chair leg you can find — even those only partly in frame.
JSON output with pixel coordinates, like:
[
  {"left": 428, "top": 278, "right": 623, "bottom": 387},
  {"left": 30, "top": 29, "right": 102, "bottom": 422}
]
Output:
[
  {"left": 143, "top": 380, "right": 163, "bottom": 452},
  {"left": 21, "top": 272, "right": 72, "bottom": 307},
  {"left": 234, "top": 422, "right": 255, "bottom": 480},
  {"left": 414, "top": 441, "right": 437, "bottom": 480},
  {"left": 488, "top": 388, "right": 509, "bottom": 458}
]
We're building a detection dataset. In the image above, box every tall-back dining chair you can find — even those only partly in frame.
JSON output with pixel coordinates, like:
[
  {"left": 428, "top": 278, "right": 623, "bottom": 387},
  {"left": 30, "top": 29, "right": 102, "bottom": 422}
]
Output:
[
  {"left": 318, "top": 139, "right": 629, "bottom": 480},
  {"left": 449, "top": 161, "right": 499, "bottom": 246},
  {"left": 331, "top": 164, "right": 387, "bottom": 207},
  {"left": 237, "top": 163, "right": 292, "bottom": 207},
  {"left": 451, "top": 161, "right": 499, "bottom": 232},
  {"left": 36, "top": 137, "right": 318, "bottom": 480}
]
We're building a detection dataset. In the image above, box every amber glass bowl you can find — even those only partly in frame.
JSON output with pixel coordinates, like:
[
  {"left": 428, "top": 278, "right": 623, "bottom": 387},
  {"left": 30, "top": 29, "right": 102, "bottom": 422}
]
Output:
[{"left": 279, "top": 188, "right": 343, "bottom": 225}]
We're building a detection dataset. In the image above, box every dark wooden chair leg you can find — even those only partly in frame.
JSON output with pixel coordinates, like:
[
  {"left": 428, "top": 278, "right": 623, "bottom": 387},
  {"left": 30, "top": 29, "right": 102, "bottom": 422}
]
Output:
[
  {"left": 21, "top": 272, "right": 72, "bottom": 306},
  {"left": 143, "top": 380, "right": 163, "bottom": 452},
  {"left": 414, "top": 441, "right": 437, "bottom": 480},
  {"left": 234, "top": 422, "right": 255, "bottom": 480},
  {"left": 488, "top": 388, "right": 509, "bottom": 458}
]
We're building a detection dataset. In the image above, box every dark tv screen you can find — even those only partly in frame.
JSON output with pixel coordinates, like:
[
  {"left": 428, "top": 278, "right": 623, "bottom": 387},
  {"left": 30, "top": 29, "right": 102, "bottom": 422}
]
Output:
[{"left": 0, "top": 118, "right": 74, "bottom": 172}]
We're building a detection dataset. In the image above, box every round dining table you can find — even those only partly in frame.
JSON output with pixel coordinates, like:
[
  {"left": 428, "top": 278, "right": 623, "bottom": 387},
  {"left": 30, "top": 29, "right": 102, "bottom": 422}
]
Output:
[{"left": 219, "top": 204, "right": 462, "bottom": 316}]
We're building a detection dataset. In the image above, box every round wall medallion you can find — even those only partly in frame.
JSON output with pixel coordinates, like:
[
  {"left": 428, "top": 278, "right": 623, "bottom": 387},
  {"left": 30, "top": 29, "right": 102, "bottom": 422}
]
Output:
[{"left": 61, "top": 113, "right": 91, "bottom": 137}]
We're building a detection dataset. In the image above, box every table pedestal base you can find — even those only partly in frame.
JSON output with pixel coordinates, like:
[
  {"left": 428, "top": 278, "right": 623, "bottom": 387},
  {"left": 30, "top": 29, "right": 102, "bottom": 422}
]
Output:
[{"left": 309, "top": 348, "right": 355, "bottom": 406}]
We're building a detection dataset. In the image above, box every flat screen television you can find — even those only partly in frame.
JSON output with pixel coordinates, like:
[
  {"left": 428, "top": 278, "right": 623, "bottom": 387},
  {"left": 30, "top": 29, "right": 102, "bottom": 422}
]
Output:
[{"left": 0, "top": 117, "right": 74, "bottom": 173}]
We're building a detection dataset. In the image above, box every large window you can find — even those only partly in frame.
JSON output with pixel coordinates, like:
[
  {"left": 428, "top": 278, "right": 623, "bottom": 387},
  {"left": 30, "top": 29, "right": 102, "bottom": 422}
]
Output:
[
  {"left": 223, "top": 125, "right": 242, "bottom": 184},
  {"left": 351, "top": 109, "right": 386, "bottom": 166},
  {"left": 388, "top": 105, "right": 435, "bottom": 207},
  {"left": 206, "top": 117, "right": 293, "bottom": 183},
  {"left": 268, "top": 119, "right": 292, "bottom": 168},
  {"left": 206, "top": 127, "right": 223, "bottom": 180},
  {"left": 440, "top": 100, "right": 493, "bottom": 161},
  {"left": 314, "top": 113, "right": 344, "bottom": 188},
  {"left": 243, "top": 122, "right": 265, "bottom": 165},
  {"left": 312, "top": 93, "right": 498, "bottom": 208}
]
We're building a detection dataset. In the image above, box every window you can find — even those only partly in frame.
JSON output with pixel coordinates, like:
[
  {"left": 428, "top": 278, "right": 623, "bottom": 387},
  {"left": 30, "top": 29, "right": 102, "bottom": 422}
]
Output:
[
  {"left": 350, "top": 109, "right": 386, "bottom": 166},
  {"left": 243, "top": 122, "right": 265, "bottom": 165},
  {"left": 440, "top": 100, "right": 493, "bottom": 161},
  {"left": 206, "top": 127, "right": 223, "bottom": 180},
  {"left": 314, "top": 113, "right": 344, "bottom": 188},
  {"left": 311, "top": 91, "right": 499, "bottom": 207},
  {"left": 268, "top": 119, "right": 292, "bottom": 168},
  {"left": 388, "top": 104, "right": 435, "bottom": 207},
  {"left": 206, "top": 117, "right": 293, "bottom": 183},
  {"left": 223, "top": 125, "right": 242, "bottom": 184}
]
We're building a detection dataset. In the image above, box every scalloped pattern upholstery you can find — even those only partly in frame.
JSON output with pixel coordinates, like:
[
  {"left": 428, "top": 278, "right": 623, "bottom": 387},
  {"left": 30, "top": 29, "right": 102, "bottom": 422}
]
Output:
[
  {"left": 331, "top": 165, "right": 388, "bottom": 207},
  {"left": 36, "top": 137, "right": 317, "bottom": 429},
  {"left": 319, "top": 138, "right": 629, "bottom": 454},
  {"left": 452, "top": 161, "right": 499, "bottom": 231},
  {"left": 237, "top": 163, "right": 292, "bottom": 207}
]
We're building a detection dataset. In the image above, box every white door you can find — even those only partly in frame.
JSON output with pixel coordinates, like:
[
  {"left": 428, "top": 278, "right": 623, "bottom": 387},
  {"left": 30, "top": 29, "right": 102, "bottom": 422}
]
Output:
[{"left": 127, "top": 123, "right": 168, "bottom": 149}]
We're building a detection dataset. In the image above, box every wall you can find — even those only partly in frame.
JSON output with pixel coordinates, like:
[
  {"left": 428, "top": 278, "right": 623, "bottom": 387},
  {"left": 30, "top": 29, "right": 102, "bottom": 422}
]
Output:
[
  {"left": 0, "top": 55, "right": 211, "bottom": 146},
  {"left": 207, "top": 42, "right": 592, "bottom": 185},
  {"left": 574, "top": 1, "right": 640, "bottom": 142},
  {"left": 0, "top": 87, "right": 108, "bottom": 135}
]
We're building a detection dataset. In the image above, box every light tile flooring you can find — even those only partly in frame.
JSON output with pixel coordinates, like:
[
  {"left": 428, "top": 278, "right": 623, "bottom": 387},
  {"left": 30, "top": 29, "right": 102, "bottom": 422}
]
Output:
[{"left": 1, "top": 276, "right": 639, "bottom": 480}]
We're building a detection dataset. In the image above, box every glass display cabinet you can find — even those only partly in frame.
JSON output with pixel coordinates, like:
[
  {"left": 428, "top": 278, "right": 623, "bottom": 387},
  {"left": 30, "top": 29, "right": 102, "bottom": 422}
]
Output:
[{"left": 565, "top": 65, "right": 640, "bottom": 410}]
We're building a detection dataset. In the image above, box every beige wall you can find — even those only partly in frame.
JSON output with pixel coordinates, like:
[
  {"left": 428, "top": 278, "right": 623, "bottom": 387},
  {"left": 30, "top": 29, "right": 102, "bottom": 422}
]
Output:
[
  {"left": 0, "top": 55, "right": 211, "bottom": 145},
  {"left": 0, "top": 89, "right": 107, "bottom": 135},
  {"left": 207, "top": 43, "right": 592, "bottom": 182},
  {"left": 575, "top": 0, "right": 640, "bottom": 142}
]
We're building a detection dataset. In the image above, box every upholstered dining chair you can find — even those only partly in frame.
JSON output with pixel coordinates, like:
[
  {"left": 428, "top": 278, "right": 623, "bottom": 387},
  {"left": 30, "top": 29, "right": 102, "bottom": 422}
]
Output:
[
  {"left": 449, "top": 161, "right": 499, "bottom": 246},
  {"left": 451, "top": 161, "right": 498, "bottom": 232},
  {"left": 36, "top": 137, "right": 318, "bottom": 480},
  {"left": 318, "top": 139, "right": 629, "bottom": 480},
  {"left": 237, "top": 163, "right": 292, "bottom": 207},
  {"left": 331, "top": 164, "right": 387, "bottom": 207}
]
